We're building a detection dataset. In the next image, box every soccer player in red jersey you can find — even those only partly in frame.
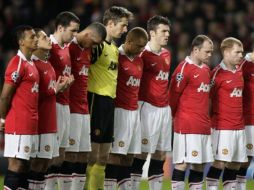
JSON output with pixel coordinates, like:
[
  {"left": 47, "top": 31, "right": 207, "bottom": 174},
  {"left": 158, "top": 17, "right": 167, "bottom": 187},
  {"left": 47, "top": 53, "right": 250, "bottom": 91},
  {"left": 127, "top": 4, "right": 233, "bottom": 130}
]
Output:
[
  {"left": 27, "top": 28, "right": 69, "bottom": 190},
  {"left": 66, "top": 22, "right": 106, "bottom": 190},
  {"left": 45, "top": 11, "right": 80, "bottom": 190},
  {"left": 169, "top": 35, "right": 214, "bottom": 190},
  {"left": 0, "top": 25, "right": 38, "bottom": 190},
  {"left": 103, "top": 27, "right": 148, "bottom": 190},
  {"left": 131, "top": 15, "right": 172, "bottom": 190},
  {"left": 206, "top": 37, "right": 247, "bottom": 190},
  {"left": 234, "top": 52, "right": 254, "bottom": 190}
]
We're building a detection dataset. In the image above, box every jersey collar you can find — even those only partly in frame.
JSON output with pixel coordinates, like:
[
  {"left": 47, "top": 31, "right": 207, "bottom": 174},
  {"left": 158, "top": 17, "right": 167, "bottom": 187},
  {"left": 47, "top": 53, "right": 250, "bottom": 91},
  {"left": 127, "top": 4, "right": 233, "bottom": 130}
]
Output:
[
  {"left": 220, "top": 61, "right": 237, "bottom": 73},
  {"left": 17, "top": 50, "right": 33, "bottom": 65},
  {"left": 50, "top": 34, "right": 68, "bottom": 49},
  {"left": 185, "top": 56, "right": 204, "bottom": 68},
  {"left": 144, "top": 43, "right": 162, "bottom": 55},
  {"left": 118, "top": 44, "right": 135, "bottom": 61}
]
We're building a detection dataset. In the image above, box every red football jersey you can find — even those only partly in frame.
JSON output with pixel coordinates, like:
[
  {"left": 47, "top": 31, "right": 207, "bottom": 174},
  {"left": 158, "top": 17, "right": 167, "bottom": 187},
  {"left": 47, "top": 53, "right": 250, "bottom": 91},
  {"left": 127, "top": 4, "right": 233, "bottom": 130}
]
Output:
[
  {"left": 32, "top": 55, "right": 57, "bottom": 133},
  {"left": 115, "top": 45, "right": 143, "bottom": 110},
  {"left": 211, "top": 62, "right": 244, "bottom": 130},
  {"left": 240, "top": 57, "right": 254, "bottom": 125},
  {"left": 139, "top": 45, "right": 171, "bottom": 107},
  {"left": 49, "top": 35, "right": 71, "bottom": 105},
  {"left": 169, "top": 57, "right": 211, "bottom": 134},
  {"left": 4, "top": 50, "right": 39, "bottom": 134},
  {"left": 69, "top": 38, "right": 91, "bottom": 114}
]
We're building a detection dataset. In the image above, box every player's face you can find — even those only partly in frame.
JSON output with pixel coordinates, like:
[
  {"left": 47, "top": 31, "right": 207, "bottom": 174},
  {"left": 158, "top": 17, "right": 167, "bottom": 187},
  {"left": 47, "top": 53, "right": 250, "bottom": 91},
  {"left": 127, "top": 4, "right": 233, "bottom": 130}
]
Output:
[
  {"left": 128, "top": 38, "right": 147, "bottom": 56},
  {"left": 197, "top": 40, "right": 213, "bottom": 64},
  {"left": 37, "top": 31, "right": 52, "bottom": 50},
  {"left": 21, "top": 29, "right": 38, "bottom": 51},
  {"left": 110, "top": 17, "right": 128, "bottom": 39},
  {"left": 62, "top": 21, "right": 80, "bottom": 43},
  {"left": 151, "top": 24, "right": 170, "bottom": 46},
  {"left": 226, "top": 44, "right": 243, "bottom": 66}
]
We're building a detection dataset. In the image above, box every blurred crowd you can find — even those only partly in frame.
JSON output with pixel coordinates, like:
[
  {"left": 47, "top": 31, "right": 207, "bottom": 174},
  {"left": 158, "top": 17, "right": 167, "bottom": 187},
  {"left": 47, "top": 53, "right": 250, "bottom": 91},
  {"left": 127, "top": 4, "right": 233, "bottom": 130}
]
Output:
[{"left": 1, "top": 0, "right": 254, "bottom": 89}]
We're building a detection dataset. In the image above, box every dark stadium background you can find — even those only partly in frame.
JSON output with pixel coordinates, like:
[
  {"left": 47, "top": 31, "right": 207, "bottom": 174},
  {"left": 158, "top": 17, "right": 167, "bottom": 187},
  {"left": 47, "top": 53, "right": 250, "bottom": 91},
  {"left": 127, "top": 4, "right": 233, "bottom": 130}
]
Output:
[{"left": 0, "top": 0, "right": 254, "bottom": 179}]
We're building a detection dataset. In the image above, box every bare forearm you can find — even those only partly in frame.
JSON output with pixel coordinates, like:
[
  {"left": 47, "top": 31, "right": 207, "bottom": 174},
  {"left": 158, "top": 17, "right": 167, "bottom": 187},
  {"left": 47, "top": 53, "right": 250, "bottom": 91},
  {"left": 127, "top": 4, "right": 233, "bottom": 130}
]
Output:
[{"left": 0, "top": 97, "right": 12, "bottom": 119}]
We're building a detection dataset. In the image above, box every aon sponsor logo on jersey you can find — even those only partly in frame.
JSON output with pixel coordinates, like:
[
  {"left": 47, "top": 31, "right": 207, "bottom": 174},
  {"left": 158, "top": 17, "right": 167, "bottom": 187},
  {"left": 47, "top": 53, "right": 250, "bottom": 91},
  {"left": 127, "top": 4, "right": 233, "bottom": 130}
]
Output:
[
  {"left": 156, "top": 71, "right": 169, "bottom": 80},
  {"left": 62, "top": 65, "right": 71, "bottom": 75},
  {"left": 126, "top": 76, "right": 140, "bottom": 87},
  {"left": 31, "top": 82, "right": 39, "bottom": 93},
  {"left": 48, "top": 79, "right": 56, "bottom": 90},
  {"left": 230, "top": 88, "right": 242, "bottom": 97},
  {"left": 197, "top": 82, "right": 210, "bottom": 92},
  {"left": 79, "top": 65, "right": 89, "bottom": 76}
]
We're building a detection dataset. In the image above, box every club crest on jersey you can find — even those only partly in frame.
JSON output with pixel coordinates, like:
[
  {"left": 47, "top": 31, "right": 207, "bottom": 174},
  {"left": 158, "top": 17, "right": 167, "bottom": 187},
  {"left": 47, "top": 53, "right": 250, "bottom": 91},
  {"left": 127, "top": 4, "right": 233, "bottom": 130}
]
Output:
[
  {"left": 62, "top": 65, "right": 71, "bottom": 75},
  {"left": 31, "top": 82, "right": 39, "bottom": 93},
  {"left": 79, "top": 65, "right": 89, "bottom": 76},
  {"left": 156, "top": 70, "right": 169, "bottom": 80},
  {"left": 197, "top": 82, "right": 210, "bottom": 93},
  {"left": 230, "top": 88, "right": 242, "bottom": 97},
  {"left": 176, "top": 73, "right": 184, "bottom": 82},
  {"left": 126, "top": 76, "right": 140, "bottom": 87},
  {"left": 11, "top": 71, "right": 19, "bottom": 83}
]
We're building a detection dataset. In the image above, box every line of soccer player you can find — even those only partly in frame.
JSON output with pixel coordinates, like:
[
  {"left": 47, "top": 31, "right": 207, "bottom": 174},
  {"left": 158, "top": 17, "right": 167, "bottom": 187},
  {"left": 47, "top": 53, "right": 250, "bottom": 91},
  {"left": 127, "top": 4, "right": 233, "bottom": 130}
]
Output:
[{"left": 0, "top": 5, "right": 253, "bottom": 190}]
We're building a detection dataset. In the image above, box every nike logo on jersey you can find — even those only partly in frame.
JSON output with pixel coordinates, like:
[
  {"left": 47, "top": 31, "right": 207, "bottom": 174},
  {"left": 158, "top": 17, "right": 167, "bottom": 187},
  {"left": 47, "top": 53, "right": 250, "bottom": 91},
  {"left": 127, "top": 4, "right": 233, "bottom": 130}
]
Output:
[
  {"left": 151, "top": 62, "right": 157, "bottom": 67},
  {"left": 76, "top": 57, "right": 81, "bottom": 61},
  {"left": 226, "top": 80, "right": 232, "bottom": 83},
  {"left": 251, "top": 73, "right": 254, "bottom": 77},
  {"left": 193, "top": 74, "right": 199, "bottom": 78},
  {"left": 60, "top": 56, "right": 64, "bottom": 60},
  {"left": 123, "top": 67, "right": 129, "bottom": 71},
  {"left": 44, "top": 71, "right": 48, "bottom": 75},
  {"left": 104, "top": 53, "right": 108, "bottom": 57},
  {"left": 29, "top": 73, "right": 33, "bottom": 77}
]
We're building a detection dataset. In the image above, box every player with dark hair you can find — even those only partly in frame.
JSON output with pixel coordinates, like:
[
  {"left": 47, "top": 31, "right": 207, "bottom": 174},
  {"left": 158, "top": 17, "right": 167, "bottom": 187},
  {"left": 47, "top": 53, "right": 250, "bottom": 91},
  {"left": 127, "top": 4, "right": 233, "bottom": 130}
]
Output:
[
  {"left": 131, "top": 15, "right": 172, "bottom": 190},
  {"left": 0, "top": 25, "right": 38, "bottom": 190},
  {"left": 45, "top": 11, "right": 80, "bottom": 190}
]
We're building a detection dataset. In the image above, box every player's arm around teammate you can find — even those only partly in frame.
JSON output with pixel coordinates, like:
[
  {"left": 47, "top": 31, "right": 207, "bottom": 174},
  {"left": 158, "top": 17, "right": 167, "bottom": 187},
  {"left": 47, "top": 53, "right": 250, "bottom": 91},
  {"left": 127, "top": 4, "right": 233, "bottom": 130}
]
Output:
[
  {"left": 64, "top": 22, "right": 106, "bottom": 190},
  {"left": 206, "top": 37, "right": 247, "bottom": 190},
  {"left": 27, "top": 28, "right": 69, "bottom": 190},
  {"left": 85, "top": 6, "right": 133, "bottom": 190},
  {"left": 104, "top": 27, "right": 148, "bottom": 190},
  {"left": 169, "top": 35, "right": 214, "bottom": 190},
  {"left": 45, "top": 11, "right": 80, "bottom": 190},
  {"left": 0, "top": 25, "right": 38, "bottom": 190},
  {"left": 131, "top": 15, "right": 172, "bottom": 190}
]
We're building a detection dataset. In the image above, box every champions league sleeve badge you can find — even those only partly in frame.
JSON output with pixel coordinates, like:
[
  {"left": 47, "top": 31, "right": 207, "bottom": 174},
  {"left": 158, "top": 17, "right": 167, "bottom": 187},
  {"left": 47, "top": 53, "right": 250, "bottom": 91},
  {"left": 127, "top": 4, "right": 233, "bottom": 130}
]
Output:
[
  {"left": 176, "top": 73, "right": 184, "bottom": 82},
  {"left": 11, "top": 71, "right": 19, "bottom": 83}
]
